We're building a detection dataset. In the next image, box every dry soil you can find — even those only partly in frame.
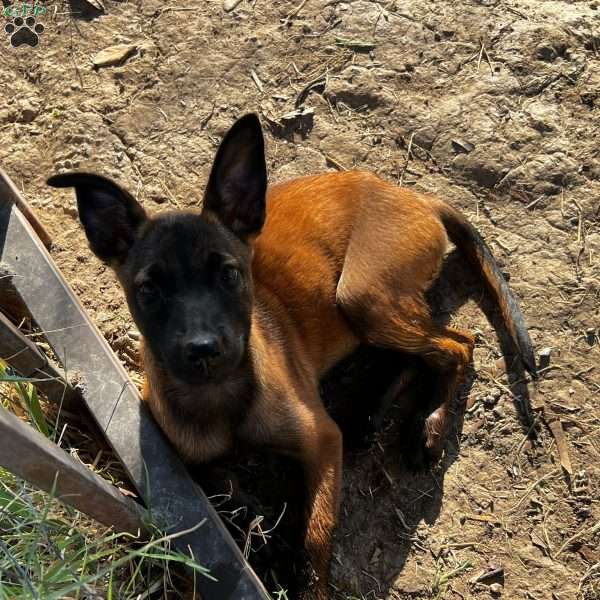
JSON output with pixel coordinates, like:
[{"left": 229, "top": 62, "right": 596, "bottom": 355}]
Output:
[{"left": 1, "top": 0, "right": 599, "bottom": 598}]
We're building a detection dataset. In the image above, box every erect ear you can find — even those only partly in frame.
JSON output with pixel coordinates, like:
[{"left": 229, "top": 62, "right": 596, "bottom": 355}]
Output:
[
  {"left": 203, "top": 113, "right": 267, "bottom": 239},
  {"left": 47, "top": 172, "right": 147, "bottom": 265}
]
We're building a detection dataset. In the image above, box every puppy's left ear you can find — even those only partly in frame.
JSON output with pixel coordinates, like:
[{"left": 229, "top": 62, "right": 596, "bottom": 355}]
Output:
[{"left": 203, "top": 113, "right": 267, "bottom": 239}]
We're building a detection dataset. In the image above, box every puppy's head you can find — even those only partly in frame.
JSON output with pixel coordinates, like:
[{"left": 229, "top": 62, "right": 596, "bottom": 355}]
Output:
[{"left": 48, "top": 114, "right": 267, "bottom": 386}]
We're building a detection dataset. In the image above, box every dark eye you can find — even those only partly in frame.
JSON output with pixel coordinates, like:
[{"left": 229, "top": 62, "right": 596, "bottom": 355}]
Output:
[
  {"left": 138, "top": 281, "right": 159, "bottom": 302},
  {"left": 221, "top": 265, "right": 241, "bottom": 288}
]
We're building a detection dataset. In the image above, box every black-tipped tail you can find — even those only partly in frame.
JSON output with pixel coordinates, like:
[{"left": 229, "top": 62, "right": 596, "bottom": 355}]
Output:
[{"left": 436, "top": 202, "right": 537, "bottom": 379}]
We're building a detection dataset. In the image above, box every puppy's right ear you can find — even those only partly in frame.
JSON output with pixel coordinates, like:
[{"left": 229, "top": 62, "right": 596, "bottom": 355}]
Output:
[{"left": 47, "top": 172, "right": 147, "bottom": 265}]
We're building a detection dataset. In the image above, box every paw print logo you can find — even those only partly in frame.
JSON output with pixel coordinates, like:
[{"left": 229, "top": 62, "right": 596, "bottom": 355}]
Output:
[{"left": 5, "top": 16, "right": 44, "bottom": 48}]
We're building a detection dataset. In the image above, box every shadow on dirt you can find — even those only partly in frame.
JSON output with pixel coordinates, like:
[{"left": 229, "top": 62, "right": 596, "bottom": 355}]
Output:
[{"left": 321, "top": 251, "right": 535, "bottom": 598}]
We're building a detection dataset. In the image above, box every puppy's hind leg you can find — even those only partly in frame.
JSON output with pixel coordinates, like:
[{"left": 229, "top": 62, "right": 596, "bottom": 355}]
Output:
[{"left": 338, "top": 288, "right": 474, "bottom": 465}]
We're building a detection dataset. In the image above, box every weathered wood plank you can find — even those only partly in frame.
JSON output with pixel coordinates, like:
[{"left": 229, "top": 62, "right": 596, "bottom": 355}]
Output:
[
  {"left": 0, "top": 170, "right": 270, "bottom": 599},
  {"left": 0, "top": 169, "right": 51, "bottom": 249},
  {"left": 0, "top": 405, "right": 146, "bottom": 534},
  {"left": 0, "top": 311, "right": 80, "bottom": 410}
]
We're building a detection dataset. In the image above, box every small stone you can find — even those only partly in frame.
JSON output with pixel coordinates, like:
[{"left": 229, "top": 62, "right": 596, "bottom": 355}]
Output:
[
  {"left": 490, "top": 583, "right": 503, "bottom": 595},
  {"left": 576, "top": 507, "right": 592, "bottom": 519},
  {"left": 137, "top": 39, "right": 156, "bottom": 56},
  {"left": 146, "top": 183, "right": 167, "bottom": 205},
  {"left": 223, "top": 0, "right": 243, "bottom": 11},
  {"left": 492, "top": 407, "right": 505, "bottom": 420},
  {"left": 92, "top": 44, "right": 138, "bottom": 68},
  {"left": 539, "top": 347, "right": 552, "bottom": 369},
  {"left": 483, "top": 388, "right": 501, "bottom": 407},
  {"left": 18, "top": 100, "right": 39, "bottom": 123},
  {"left": 62, "top": 204, "right": 78, "bottom": 218},
  {"left": 483, "top": 394, "right": 498, "bottom": 408},
  {"left": 128, "top": 328, "right": 141, "bottom": 341}
]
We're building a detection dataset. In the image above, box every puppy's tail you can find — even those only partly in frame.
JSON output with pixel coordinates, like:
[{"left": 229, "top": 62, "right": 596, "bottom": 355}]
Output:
[{"left": 434, "top": 200, "right": 537, "bottom": 378}]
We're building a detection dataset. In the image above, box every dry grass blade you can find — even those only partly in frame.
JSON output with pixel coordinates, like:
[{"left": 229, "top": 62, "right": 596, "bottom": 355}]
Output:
[
  {"left": 556, "top": 521, "right": 600, "bottom": 556},
  {"left": 335, "top": 37, "right": 376, "bottom": 51},
  {"left": 250, "top": 69, "right": 264, "bottom": 93}
]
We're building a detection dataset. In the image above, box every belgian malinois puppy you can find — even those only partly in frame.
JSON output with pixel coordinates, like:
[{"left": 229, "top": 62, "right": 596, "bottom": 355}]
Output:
[{"left": 48, "top": 114, "right": 536, "bottom": 599}]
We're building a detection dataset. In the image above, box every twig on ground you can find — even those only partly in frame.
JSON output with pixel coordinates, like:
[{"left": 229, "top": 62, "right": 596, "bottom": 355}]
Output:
[{"left": 281, "top": 0, "right": 309, "bottom": 26}]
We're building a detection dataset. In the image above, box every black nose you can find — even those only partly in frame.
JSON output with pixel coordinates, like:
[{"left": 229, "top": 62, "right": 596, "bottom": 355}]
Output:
[{"left": 184, "top": 334, "right": 221, "bottom": 366}]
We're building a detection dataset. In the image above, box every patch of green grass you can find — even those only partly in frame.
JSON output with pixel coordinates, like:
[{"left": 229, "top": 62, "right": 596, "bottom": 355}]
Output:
[
  {"left": 431, "top": 560, "right": 473, "bottom": 599},
  {"left": 0, "top": 470, "right": 213, "bottom": 598},
  {"left": 0, "top": 361, "right": 51, "bottom": 439},
  {"left": 0, "top": 364, "right": 213, "bottom": 598}
]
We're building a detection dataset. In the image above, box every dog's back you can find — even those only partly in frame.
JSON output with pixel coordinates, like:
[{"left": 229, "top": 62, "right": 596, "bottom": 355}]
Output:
[{"left": 253, "top": 171, "right": 450, "bottom": 376}]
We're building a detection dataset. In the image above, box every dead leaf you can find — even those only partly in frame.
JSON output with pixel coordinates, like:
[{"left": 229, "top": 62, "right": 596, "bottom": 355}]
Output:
[
  {"left": 530, "top": 531, "right": 550, "bottom": 556},
  {"left": 548, "top": 418, "right": 573, "bottom": 475},
  {"left": 577, "top": 544, "right": 599, "bottom": 562},
  {"left": 452, "top": 138, "right": 475, "bottom": 153}
]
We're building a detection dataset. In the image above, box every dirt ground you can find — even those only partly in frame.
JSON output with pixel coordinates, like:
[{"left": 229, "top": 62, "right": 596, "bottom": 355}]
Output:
[{"left": 1, "top": 0, "right": 599, "bottom": 598}]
